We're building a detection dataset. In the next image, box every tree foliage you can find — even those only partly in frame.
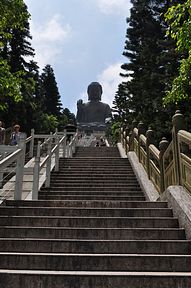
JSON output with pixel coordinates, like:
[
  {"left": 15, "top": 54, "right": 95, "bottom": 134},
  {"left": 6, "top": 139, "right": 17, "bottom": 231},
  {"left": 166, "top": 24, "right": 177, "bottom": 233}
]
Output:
[
  {"left": 0, "top": 1, "right": 76, "bottom": 134},
  {"left": 164, "top": 1, "right": 191, "bottom": 104},
  {"left": 40, "top": 65, "right": 62, "bottom": 117},
  {"left": 113, "top": 0, "right": 183, "bottom": 140},
  {"left": 0, "top": 0, "right": 30, "bottom": 109},
  {"left": 115, "top": 0, "right": 166, "bottom": 126}
]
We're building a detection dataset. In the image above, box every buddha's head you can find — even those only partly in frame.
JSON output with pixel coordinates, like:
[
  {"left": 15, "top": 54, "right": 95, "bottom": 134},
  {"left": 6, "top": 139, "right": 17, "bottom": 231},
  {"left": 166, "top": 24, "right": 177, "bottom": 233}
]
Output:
[{"left": 87, "top": 82, "right": 102, "bottom": 101}]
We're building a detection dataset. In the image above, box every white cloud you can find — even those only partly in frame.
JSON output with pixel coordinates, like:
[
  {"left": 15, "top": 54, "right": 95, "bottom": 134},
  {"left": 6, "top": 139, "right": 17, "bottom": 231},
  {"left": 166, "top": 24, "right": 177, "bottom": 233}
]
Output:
[
  {"left": 30, "top": 15, "right": 71, "bottom": 68},
  {"left": 95, "top": 0, "right": 131, "bottom": 15},
  {"left": 98, "top": 62, "right": 123, "bottom": 107}
]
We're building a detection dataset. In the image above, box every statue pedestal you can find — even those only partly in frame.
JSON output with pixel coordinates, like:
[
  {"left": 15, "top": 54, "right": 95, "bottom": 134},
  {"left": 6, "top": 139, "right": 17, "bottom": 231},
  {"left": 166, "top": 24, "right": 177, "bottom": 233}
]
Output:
[{"left": 77, "top": 122, "right": 108, "bottom": 136}]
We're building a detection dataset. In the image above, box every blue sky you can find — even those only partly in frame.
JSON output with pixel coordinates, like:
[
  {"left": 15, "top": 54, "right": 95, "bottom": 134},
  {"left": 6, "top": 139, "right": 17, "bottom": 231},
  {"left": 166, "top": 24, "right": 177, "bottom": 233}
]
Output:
[{"left": 24, "top": 0, "right": 131, "bottom": 114}]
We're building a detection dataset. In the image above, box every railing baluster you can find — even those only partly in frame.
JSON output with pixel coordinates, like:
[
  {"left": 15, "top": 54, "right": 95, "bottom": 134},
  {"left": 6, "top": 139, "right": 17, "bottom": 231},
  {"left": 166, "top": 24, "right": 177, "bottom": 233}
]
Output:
[
  {"left": 55, "top": 135, "right": 59, "bottom": 171},
  {"left": 14, "top": 133, "right": 26, "bottom": 200},
  {"left": 32, "top": 141, "right": 41, "bottom": 200},
  {"left": 45, "top": 140, "right": 52, "bottom": 188}
]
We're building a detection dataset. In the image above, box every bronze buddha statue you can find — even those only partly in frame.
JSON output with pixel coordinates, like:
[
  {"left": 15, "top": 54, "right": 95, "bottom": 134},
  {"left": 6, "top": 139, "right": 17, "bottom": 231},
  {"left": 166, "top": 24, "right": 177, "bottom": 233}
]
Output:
[{"left": 76, "top": 82, "right": 111, "bottom": 124}]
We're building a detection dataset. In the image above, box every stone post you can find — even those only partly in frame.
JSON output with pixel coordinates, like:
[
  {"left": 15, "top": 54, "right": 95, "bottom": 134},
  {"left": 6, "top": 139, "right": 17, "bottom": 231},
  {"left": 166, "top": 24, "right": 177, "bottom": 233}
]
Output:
[
  {"left": 72, "top": 134, "right": 77, "bottom": 155},
  {"left": 0, "top": 152, "right": 7, "bottom": 189},
  {"left": 159, "top": 137, "right": 169, "bottom": 193},
  {"left": 14, "top": 133, "right": 27, "bottom": 200},
  {"left": 129, "top": 119, "right": 137, "bottom": 151},
  {"left": 146, "top": 127, "right": 154, "bottom": 179},
  {"left": 138, "top": 121, "right": 146, "bottom": 162},
  {"left": 172, "top": 110, "right": 186, "bottom": 185},
  {"left": 124, "top": 126, "right": 130, "bottom": 154},
  {"left": 29, "top": 129, "right": 35, "bottom": 158},
  {"left": 120, "top": 127, "right": 124, "bottom": 148},
  {"left": 62, "top": 130, "right": 67, "bottom": 157},
  {"left": 32, "top": 141, "right": 41, "bottom": 200},
  {"left": 123, "top": 129, "right": 127, "bottom": 154},
  {"left": 45, "top": 140, "right": 52, "bottom": 188},
  {"left": 55, "top": 135, "right": 59, "bottom": 172}
]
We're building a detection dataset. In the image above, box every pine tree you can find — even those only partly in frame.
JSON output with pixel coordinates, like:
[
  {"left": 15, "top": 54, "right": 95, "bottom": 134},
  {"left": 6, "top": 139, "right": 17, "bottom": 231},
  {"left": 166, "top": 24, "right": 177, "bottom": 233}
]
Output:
[
  {"left": 62, "top": 108, "right": 76, "bottom": 125},
  {"left": 40, "top": 65, "right": 62, "bottom": 117},
  {"left": 0, "top": 0, "right": 30, "bottom": 110},
  {"left": 0, "top": 2, "right": 37, "bottom": 132},
  {"left": 114, "top": 0, "right": 183, "bottom": 140}
]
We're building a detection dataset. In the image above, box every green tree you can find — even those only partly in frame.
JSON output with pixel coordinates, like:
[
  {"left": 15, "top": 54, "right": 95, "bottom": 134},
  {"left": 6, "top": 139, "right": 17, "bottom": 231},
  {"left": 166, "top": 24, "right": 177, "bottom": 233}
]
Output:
[
  {"left": 114, "top": 0, "right": 182, "bottom": 140},
  {"left": 164, "top": 1, "right": 191, "bottom": 105},
  {"left": 120, "top": 0, "right": 164, "bottom": 121},
  {"left": 62, "top": 108, "right": 76, "bottom": 125},
  {"left": 113, "top": 82, "right": 131, "bottom": 123},
  {"left": 0, "top": 0, "right": 30, "bottom": 110},
  {"left": 1, "top": 2, "right": 37, "bottom": 133},
  {"left": 40, "top": 65, "right": 62, "bottom": 117}
]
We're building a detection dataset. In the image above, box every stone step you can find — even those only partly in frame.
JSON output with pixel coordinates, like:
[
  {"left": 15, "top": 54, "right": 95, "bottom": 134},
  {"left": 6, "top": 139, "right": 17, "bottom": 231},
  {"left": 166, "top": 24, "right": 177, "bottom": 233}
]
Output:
[
  {"left": 61, "top": 157, "right": 127, "bottom": 161},
  {"left": 38, "top": 195, "right": 146, "bottom": 201},
  {"left": 59, "top": 162, "right": 133, "bottom": 165},
  {"left": 41, "top": 185, "right": 142, "bottom": 190},
  {"left": 0, "top": 253, "right": 191, "bottom": 271},
  {"left": 61, "top": 161, "right": 129, "bottom": 163},
  {"left": 59, "top": 164, "right": 133, "bottom": 172},
  {"left": 51, "top": 174, "right": 137, "bottom": 181},
  {"left": 48, "top": 179, "right": 140, "bottom": 184},
  {"left": 50, "top": 176, "right": 138, "bottom": 180},
  {"left": 0, "top": 227, "right": 184, "bottom": 240},
  {"left": 58, "top": 167, "right": 133, "bottom": 171},
  {"left": 38, "top": 191, "right": 144, "bottom": 196},
  {"left": 49, "top": 179, "right": 139, "bottom": 184},
  {"left": 39, "top": 190, "right": 143, "bottom": 195},
  {"left": 58, "top": 170, "right": 135, "bottom": 175},
  {"left": 61, "top": 159, "right": 128, "bottom": 162},
  {"left": 74, "top": 153, "right": 120, "bottom": 156},
  {"left": 52, "top": 170, "right": 137, "bottom": 174},
  {"left": 60, "top": 161, "right": 131, "bottom": 165},
  {"left": 74, "top": 152, "right": 120, "bottom": 155},
  {"left": 0, "top": 239, "right": 190, "bottom": 254},
  {"left": 0, "top": 207, "right": 173, "bottom": 217},
  {"left": 5, "top": 200, "right": 168, "bottom": 208},
  {"left": 60, "top": 163, "right": 129, "bottom": 166},
  {"left": 74, "top": 151, "right": 120, "bottom": 153},
  {"left": 47, "top": 179, "right": 140, "bottom": 184},
  {"left": 0, "top": 216, "right": 178, "bottom": 228},
  {"left": 74, "top": 151, "right": 120, "bottom": 154},
  {"left": 74, "top": 155, "right": 121, "bottom": 158},
  {"left": 1, "top": 271, "right": 191, "bottom": 288}
]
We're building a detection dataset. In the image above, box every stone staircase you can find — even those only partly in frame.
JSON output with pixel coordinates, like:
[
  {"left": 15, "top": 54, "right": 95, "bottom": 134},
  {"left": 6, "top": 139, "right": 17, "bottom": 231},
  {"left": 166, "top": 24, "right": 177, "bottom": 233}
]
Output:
[{"left": 0, "top": 146, "right": 191, "bottom": 287}]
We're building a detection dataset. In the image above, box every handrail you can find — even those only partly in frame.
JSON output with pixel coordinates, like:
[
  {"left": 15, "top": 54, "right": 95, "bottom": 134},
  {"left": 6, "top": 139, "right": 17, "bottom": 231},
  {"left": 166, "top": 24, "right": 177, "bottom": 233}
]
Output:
[
  {"left": 0, "top": 134, "right": 26, "bottom": 200},
  {"left": 139, "top": 134, "right": 146, "bottom": 145},
  {"left": 0, "top": 148, "right": 22, "bottom": 169},
  {"left": 120, "top": 110, "right": 191, "bottom": 195},
  {"left": 178, "top": 130, "right": 191, "bottom": 145},
  {"left": 149, "top": 144, "right": 160, "bottom": 160},
  {"left": 0, "top": 129, "right": 78, "bottom": 201},
  {"left": 67, "top": 132, "right": 78, "bottom": 158},
  {"left": 32, "top": 134, "right": 69, "bottom": 200}
]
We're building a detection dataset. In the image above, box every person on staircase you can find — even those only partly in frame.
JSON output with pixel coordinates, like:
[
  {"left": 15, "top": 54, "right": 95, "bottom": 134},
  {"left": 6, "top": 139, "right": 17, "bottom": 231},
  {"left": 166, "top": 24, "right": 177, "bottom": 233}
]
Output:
[
  {"left": 100, "top": 137, "right": 106, "bottom": 146},
  {"left": 10, "top": 124, "right": 21, "bottom": 145},
  {"left": 0, "top": 121, "right": 5, "bottom": 145}
]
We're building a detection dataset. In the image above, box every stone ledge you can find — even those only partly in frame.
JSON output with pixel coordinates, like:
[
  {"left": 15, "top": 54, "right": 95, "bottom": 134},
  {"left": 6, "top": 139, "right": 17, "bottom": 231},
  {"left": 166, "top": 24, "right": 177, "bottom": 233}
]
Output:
[
  {"left": 160, "top": 186, "right": 191, "bottom": 240},
  {"left": 127, "top": 151, "right": 160, "bottom": 201}
]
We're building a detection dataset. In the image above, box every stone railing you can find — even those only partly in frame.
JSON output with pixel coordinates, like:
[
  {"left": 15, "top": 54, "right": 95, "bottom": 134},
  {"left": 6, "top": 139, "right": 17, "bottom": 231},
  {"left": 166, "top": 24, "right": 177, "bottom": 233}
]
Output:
[
  {"left": 0, "top": 130, "right": 78, "bottom": 201},
  {"left": 0, "top": 133, "right": 27, "bottom": 200},
  {"left": 120, "top": 111, "right": 191, "bottom": 194}
]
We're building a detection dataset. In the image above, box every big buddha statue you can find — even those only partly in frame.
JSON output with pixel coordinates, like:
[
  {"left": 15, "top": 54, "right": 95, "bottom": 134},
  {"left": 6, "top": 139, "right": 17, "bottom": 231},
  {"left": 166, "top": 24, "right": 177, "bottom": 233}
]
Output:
[{"left": 76, "top": 82, "right": 111, "bottom": 127}]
